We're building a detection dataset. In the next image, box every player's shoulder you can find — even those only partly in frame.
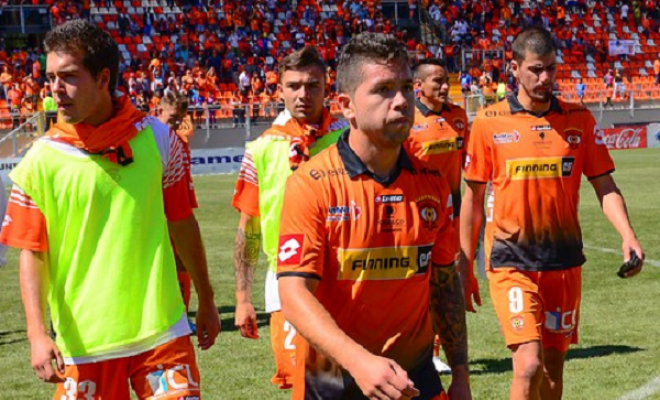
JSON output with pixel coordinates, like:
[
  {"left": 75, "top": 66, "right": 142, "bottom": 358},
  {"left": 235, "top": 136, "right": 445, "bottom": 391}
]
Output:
[
  {"left": 474, "top": 99, "right": 511, "bottom": 120},
  {"left": 556, "top": 98, "right": 593, "bottom": 118},
  {"left": 406, "top": 151, "right": 451, "bottom": 188},
  {"left": 290, "top": 144, "right": 344, "bottom": 184}
]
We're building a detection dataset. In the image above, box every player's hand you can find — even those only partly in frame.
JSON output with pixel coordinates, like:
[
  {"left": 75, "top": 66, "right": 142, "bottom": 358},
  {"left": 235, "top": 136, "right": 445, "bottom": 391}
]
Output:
[
  {"left": 458, "top": 257, "right": 482, "bottom": 313},
  {"left": 235, "top": 301, "right": 259, "bottom": 339},
  {"left": 196, "top": 299, "right": 221, "bottom": 350},
  {"left": 448, "top": 368, "right": 472, "bottom": 400},
  {"left": 621, "top": 237, "right": 644, "bottom": 278},
  {"left": 30, "top": 333, "right": 65, "bottom": 383},
  {"left": 350, "top": 353, "right": 420, "bottom": 399}
]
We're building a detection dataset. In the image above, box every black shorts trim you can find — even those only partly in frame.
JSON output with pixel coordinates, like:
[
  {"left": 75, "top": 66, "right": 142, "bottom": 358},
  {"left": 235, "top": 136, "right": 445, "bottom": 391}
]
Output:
[{"left": 277, "top": 271, "right": 321, "bottom": 280}]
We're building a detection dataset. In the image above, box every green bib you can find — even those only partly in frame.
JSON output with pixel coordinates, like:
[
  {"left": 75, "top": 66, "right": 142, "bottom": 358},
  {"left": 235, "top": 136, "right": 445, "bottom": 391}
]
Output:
[
  {"left": 250, "top": 128, "right": 343, "bottom": 273},
  {"left": 11, "top": 129, "right": 183, "bottom": 357}
]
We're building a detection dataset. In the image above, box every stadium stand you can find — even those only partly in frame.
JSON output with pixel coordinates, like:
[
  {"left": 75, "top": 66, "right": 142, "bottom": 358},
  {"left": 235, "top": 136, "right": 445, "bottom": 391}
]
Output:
[{"left": 2, "top": 0, "right": 660, "bottom": 129}]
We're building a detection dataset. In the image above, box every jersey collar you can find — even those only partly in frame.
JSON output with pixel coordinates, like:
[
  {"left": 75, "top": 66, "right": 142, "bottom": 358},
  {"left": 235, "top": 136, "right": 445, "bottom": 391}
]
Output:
[
  {"left": 507, "top": 94, "right": 562, "bottom": 118},
  {"left": 338, "top": 129, "right": 415, "bottom": 187},
  {"left": 415, "top": 97, "right": 450, "bottom": 117}
]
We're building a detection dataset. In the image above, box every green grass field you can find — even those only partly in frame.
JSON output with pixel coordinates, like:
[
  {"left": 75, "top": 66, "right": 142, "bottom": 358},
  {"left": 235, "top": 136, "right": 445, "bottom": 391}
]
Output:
[{"left": 0, "top": 149, "right": 659, "bottom": 399}]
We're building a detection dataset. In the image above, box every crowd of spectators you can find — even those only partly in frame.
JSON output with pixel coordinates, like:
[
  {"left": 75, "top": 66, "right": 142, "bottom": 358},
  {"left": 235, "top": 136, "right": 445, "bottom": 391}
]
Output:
[
  {"left": 3, "top": 0, "right": 660, "bottom": 126},
  {"left": 423, "top": 0, "right": 660, "bottom": 100},
  {"left": 1, "top": 0, "right": 429, "bottom": 124}
]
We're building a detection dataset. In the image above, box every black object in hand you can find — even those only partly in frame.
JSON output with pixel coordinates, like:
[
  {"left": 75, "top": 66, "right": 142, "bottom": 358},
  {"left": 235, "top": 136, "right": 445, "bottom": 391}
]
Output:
[{"left": 617, "top": 251, "right": 641, "bottom": 278}]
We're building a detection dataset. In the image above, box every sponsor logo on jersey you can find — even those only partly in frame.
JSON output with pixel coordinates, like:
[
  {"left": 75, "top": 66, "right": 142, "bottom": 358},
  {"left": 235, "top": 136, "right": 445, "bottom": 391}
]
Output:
[
  {"left": 485, "top": 110, "right": 512, "bottom": 117},
  {"left": 421, "top": 137, "right": 463, "bottom": 155},
  {"left": 309, "top": 168, "right": 349, "bottom": 180},
  {"left": 411, "top": 123, "right": 430, "bottom": 131},
  {"left": 337, "top": 245, "right": 433, "bottom": 281},
  {"left": 531, "top": 125, "right": 552, "bottom": 131},
  {"left": 278, "top": 234, "right": 304, "bottom": 265},
  {"left": 511, "top": 316, "right": 525, "bottom": 331},
  {"left": 327, "top": 201, "right": 362, "bottom": 222},
  {"left": 375, "top": 195, "right": 404, "bottom": 204},
  {"left": 493, "top": 130, "right": 520, "bottom": 145},
  {"left": 506, "top": 157, "right": 575, "bottom": 180},
  {"left": 544, "top": 308, "right": 577, "bottom": 333},
  {"left": 378, "top": 204, "right": 406, "bottom": 232}
]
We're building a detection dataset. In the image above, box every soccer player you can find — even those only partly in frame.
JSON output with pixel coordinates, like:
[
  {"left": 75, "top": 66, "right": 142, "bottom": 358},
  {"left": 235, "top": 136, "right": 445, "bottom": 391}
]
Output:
[
  {"left": 0, "top": 20, "right": 221, "bottom": 399},
  {"left": 277, "top": 32, "right": 471, "bottom": 400},
  {"left": 406, "top": 58, "right": 480, "bottom": 374},
  {"left": 158, "top": 92, "right": 198, "bottom": 316},
  {"left": 231, "top": 46, "right": 348, "bottom": 389},
  {"left": 460, "top": 27, "right": 644, "bottom": 400}
]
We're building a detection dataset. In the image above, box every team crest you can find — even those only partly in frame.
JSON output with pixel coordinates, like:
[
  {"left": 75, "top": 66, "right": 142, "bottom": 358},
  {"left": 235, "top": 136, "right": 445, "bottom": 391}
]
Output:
[
  {"left": 417, "top": 195, "right": 440, "bottom": 230},
  {"left": 564, "top": 128, "right": 583, "bottom": 150},
  {"left": 454, "top": 118, "right": 466, "bottom": 131}
]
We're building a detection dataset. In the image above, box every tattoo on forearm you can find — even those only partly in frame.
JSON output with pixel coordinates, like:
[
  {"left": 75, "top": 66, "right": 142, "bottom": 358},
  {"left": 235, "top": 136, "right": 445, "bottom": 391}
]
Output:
[
  {"left": 234, "top": 228, "right": 260, "bottom": 292},
  {"left": 430, "top": 262, "right": 468, "bottom": 369}
]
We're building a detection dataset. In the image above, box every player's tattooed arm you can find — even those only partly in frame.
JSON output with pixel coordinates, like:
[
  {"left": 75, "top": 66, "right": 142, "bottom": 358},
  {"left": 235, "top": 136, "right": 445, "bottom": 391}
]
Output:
[
  {"left": 234, "top": 213, "right": 261, "bottom": 294},
  {"left": 430, "top": 262, "right": 469, "bottom": 370}
]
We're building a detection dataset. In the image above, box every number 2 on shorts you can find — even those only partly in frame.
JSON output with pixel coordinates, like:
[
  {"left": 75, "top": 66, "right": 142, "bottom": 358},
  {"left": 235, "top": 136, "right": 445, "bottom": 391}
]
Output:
[
  {"left": 509, "top": 287, "right": 524, "bottom": 314},
  {"left": 283, "top": 320, "right": 297, "bottom": 350}
]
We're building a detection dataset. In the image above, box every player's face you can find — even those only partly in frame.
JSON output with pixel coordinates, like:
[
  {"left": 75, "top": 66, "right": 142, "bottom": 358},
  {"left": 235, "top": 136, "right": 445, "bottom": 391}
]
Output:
[
  {"left": 279, "top": 66, "right": 326, "bottom": 125},
  {"left": 419, "top": 65, "right": 450, "bottom": 103},
  {"left": 513, "top": 50, "right": 557, "bottom": 104},
  {"left": 46, "top": 51, "right": 110, "bottom": 126},
  {"left": 159, "top": 103, "right": 187, "bottom": 131},
  {"left": 343, "top": 61, "right": 415, "bottom": 148}
]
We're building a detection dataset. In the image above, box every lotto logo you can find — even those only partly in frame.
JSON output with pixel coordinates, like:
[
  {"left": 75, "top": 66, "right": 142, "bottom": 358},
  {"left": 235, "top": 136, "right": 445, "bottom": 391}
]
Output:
[{"left": 278, "top": 234, "right": 304, "bottom": 265}]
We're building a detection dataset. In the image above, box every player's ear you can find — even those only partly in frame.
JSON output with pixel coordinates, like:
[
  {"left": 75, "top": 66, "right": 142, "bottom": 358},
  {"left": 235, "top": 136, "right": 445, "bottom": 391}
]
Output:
[
  {"left": 337, "top": 92, "right": 355, "bottom": 120},
  {"left": 510, "top": 60, "right": 519, "bottom": 79}
]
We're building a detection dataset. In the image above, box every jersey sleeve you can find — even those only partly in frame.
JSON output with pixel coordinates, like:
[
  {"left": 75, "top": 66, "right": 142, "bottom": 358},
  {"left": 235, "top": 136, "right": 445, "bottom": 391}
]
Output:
[
  {"left": 0, "top": 185, "right": 48, "bottom": 252},
  {"left": 276, "top": 171, "right": 326, "bottom": 280},
  {"left": 231, "top": 148, "right": 260, "bottom": 217},
  {"left": 584, "top": 119, "right": 616, "bottom": 179},
  {"left": 162, "top": 129, "right": 194, "bottom": 222},
  {"left": 431, "top": 178, "right": 457, "bottom": 266},
  {"left": 463, "top": 115, "right": 492, "bottom": 183}
]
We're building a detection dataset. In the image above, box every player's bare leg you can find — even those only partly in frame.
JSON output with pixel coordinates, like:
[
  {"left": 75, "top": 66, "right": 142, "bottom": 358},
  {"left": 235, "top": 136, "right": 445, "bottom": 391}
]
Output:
[
  {"left": 540, "top": 348, "right": 567, "bottom": 400},
  {"left": 510, "top": 341, "right": 543, "bottom": 400}
]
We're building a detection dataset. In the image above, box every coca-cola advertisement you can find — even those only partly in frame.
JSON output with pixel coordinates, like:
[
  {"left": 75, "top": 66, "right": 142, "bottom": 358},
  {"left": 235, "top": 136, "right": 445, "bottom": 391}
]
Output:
[{"left": 598, "top": 126, "right": 648, "bottom": 150}]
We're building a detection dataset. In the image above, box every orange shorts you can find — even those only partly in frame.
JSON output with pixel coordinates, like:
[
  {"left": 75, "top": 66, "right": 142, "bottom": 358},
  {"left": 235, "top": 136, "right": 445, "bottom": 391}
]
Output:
[
  {"left": 53, "top": 335, "right": 201, "bottom": 400},
  {"left": 488, "top": 267, "right": 582, "bottom": 352},
  {"left": 269, "top": 310, "right": 297, "bottom": 389}
]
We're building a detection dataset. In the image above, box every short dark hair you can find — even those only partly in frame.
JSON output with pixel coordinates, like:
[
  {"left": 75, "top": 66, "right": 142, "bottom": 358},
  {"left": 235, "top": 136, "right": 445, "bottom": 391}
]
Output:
[
  {"left": 44, "top": 19, "right": 119, "bottom": 94},
  {"left": 279, "top": 46, "right": 326, "bottom": 79},
  {"left": 337, "top": 32, "right": 410, "bottom": 95},
  {"left": 161, "top": 91, "right": 188, "bottom": 112},
  {"left": 512, "top": 26, "right": 557, "bottom": 64},
  {"left": 413, "top": 58, "right": 447, "bottom": 80}
]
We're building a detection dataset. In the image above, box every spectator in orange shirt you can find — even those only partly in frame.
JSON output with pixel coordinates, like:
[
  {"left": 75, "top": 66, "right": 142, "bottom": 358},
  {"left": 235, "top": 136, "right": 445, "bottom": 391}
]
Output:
[
  {"left": 654, "top": 57, "right": 660, "bottom": 85},
  {"left": 265, "top": 67, "right": 278, "bottom": 96},
  {"left": 0, "top": 65, "right": 12, "bottom": 101}
]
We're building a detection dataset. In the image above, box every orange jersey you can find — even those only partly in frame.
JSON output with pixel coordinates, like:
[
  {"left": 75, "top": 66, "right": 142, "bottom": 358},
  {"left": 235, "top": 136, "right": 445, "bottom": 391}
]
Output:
[
  {"left": 277, "top": 132, "right": 455, "bottom": 398},
  {"left": 406, "top": 99, "right": 468, "bottom": 217},
  {"left": 464, "top": 96, "right": 615, "bottom": 271}
]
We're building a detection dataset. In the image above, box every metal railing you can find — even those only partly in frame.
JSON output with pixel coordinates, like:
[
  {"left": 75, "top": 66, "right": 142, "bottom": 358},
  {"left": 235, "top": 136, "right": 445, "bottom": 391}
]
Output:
[{"left": 0, "top": 111, "right": 45, "bottom": 158}]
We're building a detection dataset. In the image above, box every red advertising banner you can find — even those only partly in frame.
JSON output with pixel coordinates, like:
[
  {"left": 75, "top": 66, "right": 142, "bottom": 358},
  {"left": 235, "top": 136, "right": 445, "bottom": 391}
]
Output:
[{"left": 598, "top": 126, "right": 648, "bottom": 150}]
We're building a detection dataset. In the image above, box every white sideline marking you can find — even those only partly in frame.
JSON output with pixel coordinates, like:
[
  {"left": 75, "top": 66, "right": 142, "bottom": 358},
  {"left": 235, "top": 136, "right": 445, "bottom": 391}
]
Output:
[
  {"left": 616, "top": 376, "right": 660, "bottom": 400},
  {"left": 584, "top": 244, "right": 660, "bottom": 268}
]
